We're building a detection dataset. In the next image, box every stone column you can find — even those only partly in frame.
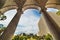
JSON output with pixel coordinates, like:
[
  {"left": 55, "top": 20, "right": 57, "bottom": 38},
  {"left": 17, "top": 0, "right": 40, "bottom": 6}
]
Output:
[
  {"left": 0, "top": 0, "right": 26, "bottom": 40},
  {"left": 0, "top": 8, "right": 22, "bottom": 40},
  {"left": 38, "top": 0, "right": 60, "bottom": 40},
  {"left": 38, "top": 12, "right": 56, "bottom": 40},
  {"left": 46, "top": 0, "right": 60, "bottom": 40},
  {"left": 38, "top": 13, "right": 51, "bottom": 36},
  {"left": 38, "top": 9, "right": 60, "bottom": 40}
]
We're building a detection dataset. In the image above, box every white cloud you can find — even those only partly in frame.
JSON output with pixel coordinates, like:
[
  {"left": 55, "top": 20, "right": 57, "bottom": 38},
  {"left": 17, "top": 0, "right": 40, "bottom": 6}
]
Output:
[
  {"left": 0, "top": 9, "right": 17, "bottom": 27},
  {"left": 15, "top": 9, "right": 40, "bottom": 35},
  {"left": 47, "top": 8, "right": 58, "bottom": 13},
  {"left": 0, "top": 9, "right": 41, "bottom": 35}
]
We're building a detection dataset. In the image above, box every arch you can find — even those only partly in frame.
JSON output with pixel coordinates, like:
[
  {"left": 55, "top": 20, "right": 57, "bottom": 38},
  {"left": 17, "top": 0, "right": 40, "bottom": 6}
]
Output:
[
  {"left": 14, "top": 8, "right": 41, "bottom": 35},
  {"left": 22, "top": 5, "right": 41, "bottom": 12},
  {"left": 0, "top": 5, "right": 18, "bottom": 14}
]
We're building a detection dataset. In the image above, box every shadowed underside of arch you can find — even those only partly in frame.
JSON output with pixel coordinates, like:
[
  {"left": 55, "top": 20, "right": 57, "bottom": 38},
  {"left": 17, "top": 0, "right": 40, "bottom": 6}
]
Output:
[
  {"left": 0, "top": 5, "right": 18, "bottom": 14},
  {"left": 0, "top": 0, "right": 18, "bottom": 14},
  {"left": 0, "top": 0, "right": 6, "bottom": 9}
]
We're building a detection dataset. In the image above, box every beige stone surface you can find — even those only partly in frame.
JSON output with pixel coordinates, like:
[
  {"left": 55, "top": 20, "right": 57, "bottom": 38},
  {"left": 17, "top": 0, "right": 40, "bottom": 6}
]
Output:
[
  {"left": 0, "top": 0, "right": 6, "bottom": 8},
  {"left": 47, "top": 12, "right": 60, "bottom": 31},
  {"left": 38, "top": 14, "right": 50, "bottom": 36},
  {"left": 0, "top": 0, "right": 60, "bottom": 40},
  {"left": 46, "top": 0, "right": 60, "bottom": 9},
  {"left": 0, "top": 0, "right": 18, "bottom": 14},
  {"left": 38, "top": 12, "right": 60, "bottom": 40}
]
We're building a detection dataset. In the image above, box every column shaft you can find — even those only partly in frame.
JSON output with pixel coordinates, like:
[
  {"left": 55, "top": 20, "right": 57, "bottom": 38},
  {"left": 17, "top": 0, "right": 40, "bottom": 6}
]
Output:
[
  {"left": 41, "top": 10, "right": 60, "bottom": 40},
  {"left": 0, "top": 8, "right": 22, "bottom": 40}
]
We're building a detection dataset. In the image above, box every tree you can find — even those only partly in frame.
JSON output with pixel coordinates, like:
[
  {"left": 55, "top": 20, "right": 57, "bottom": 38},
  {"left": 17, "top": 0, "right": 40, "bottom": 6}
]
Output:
[
  {"left": 56, "top": 10, "right": 60, "bottom": 15},
  {"left": 12, "top": 35, "right": 19, "bottom": 40},
  {"left": 0, "top": 24, "right": 6, "bottom": 36},
  {"left": 0, "top": 14, "right": 7, "bottom": 20},
  {"left": 38, "top": 33, "right": 53, "bottom": 40},
  {"left": 12, "top": 33, "right": 53, "bottom": 40},
  {"left": 44, "top": 34, "right": 53, "bottom": 40}
]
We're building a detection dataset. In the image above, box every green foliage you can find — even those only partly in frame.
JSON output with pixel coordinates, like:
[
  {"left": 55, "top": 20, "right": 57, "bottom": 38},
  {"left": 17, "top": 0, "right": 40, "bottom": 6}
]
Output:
[
  {"left": 0, "top": 15, "right": 7, "bottom": 20},
  {"left": 44, "top": 34, "right": 53, "bottom": 40},
  {"left": 12, "top": 35, "right": 27, "bottom": 40},
  {"left": 12, "top": 35, "right": 19, "bottom": 40},
  {"left": 0, "top": 24, "right": 6, "bottom": 35},
  {"left": 12, "top": 33, "right": 53, "bottom": 40},
  {"left": 56, "top": 10, "right": 60, "bottom": 15}
]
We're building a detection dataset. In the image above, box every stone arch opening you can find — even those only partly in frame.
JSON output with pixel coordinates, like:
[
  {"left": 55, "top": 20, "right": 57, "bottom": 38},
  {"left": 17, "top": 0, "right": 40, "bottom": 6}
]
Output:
[
  {"left": 14, "top": 8, "right": 41, "bottom": 35},
  {"left": 0, "top": 9, "right": 17, "bottom": 35}
]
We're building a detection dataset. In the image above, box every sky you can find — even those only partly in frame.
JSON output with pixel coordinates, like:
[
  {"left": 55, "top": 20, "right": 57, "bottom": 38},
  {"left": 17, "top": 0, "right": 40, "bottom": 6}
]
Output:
[
  {"left": 15, "top": 9, "right": 41, "bottom": 35},
  {"left": 47, "top": 8, "right": 58, "bottom": 13},
  {"left": 0, "top": 9, "right": 41, "bottom": 35},
  {"left": 0, "top": 8, "right": 58, "bottom": 35}
]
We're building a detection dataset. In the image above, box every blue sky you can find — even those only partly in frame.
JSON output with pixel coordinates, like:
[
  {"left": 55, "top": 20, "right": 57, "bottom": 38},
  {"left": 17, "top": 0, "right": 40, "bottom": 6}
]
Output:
[
  {"left": 47, "top": 8, "right": 58, "bottom": 13},
  {"left": 0, "top": 8, "right": 58, "bottom": 35},
  {"left": 0, "top": 9, "right": 41, "bottom": 35},
  {"left": 15, "top": 9, "right": 41, "bottom": 35}
]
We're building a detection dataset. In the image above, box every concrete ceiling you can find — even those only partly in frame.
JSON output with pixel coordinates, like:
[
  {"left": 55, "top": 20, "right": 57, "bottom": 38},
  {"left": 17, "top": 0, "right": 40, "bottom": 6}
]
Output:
[
  {"left": 35, "top": 0, "right": 48, "bottom": 6},
  {"left": 0, "top": 0, "right": 48, "bottom": 9},
  {"left": 15, "top": 0, "right": 48, "bottom": 7},
  {"left": 1, "top": 0, "right": 60, "bottom": 8},
  {"left": 14, "top": 0, "right": 26, "bottom": 7}
]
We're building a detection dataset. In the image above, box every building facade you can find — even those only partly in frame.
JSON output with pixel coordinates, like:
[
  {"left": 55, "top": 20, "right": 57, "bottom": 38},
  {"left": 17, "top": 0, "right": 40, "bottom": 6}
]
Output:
[{"left": 0, "top": 0, "right": 60, "bottom": 40}]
